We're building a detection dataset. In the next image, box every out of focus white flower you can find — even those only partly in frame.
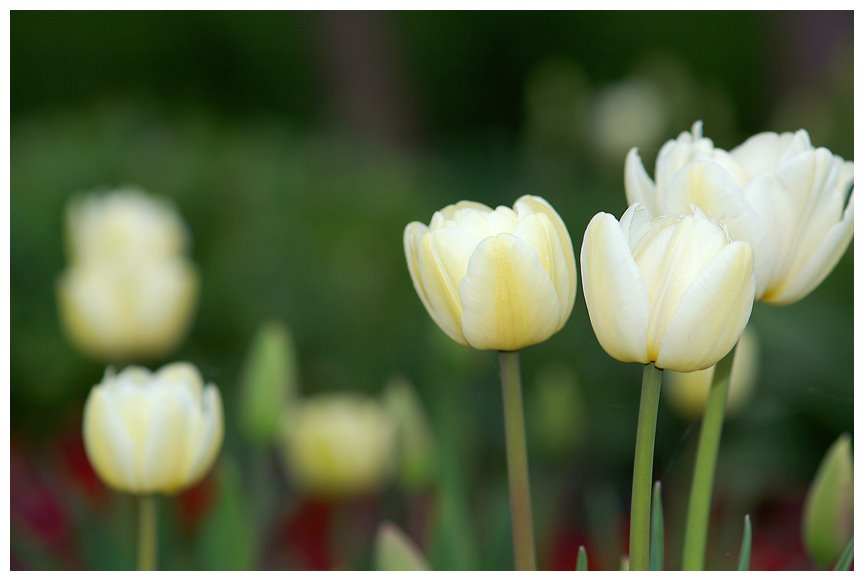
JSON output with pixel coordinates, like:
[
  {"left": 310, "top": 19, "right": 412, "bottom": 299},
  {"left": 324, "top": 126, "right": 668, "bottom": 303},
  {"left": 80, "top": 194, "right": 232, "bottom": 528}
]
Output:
[
  {"left": 588, "top": 78, "right": 669, "bottom": 163},
  {"left": 83, "top": 362, "right": 223, "bottom": 494},
  {"left": 66, "top": 187, "right": 189, "bottom": 263},
  {"left": 57, "top": 258, "right": 198, "bottom": 362},
  {"left": 57, "top": 188, "right": 199, "bottom": 362},
  {"left": 626, "top": 122, "right": 853, "bottom": 304},
  {"left": 664, "top": 329, "right": 759, "bottom": 419},
  {"left": 281, "top": 394, "right": 397, "bottom": 497}
]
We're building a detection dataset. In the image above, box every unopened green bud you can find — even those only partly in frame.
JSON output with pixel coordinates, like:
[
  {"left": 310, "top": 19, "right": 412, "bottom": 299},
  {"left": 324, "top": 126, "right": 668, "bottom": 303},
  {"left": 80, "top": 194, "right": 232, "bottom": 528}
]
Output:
[
  {"left": 383, "top": 376, "right": 437, "bottom": 491},
  {"left": 239, "top": 321, "right": 298, "bottom": 445},
  {"left": 803, "top": 433, "right": 853, "bottom": 568},
  {"left": 375, "top": 522, "right": 428, "bottom": 571}
]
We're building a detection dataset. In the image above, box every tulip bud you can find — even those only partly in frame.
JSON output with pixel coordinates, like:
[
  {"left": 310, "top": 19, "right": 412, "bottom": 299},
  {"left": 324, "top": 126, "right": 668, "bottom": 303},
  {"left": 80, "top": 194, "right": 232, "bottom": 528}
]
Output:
[
  {"left": 82, "top": 362, "right": 224, "bottom": 495},
  {"left": 281, "top": 394, "right": 396, "bottom": 498},
  {"left": 56, "top": 188, "right": 199, "bottom": 362},
  {"left": 404, "top": 195, "right": 577, "bottom": 351},
  {"left": 626, "top": 122, "right": 853, "bottom": 304},
  {"left": 375, "top": 522, "right": 429, "bottom": 571},
  {"left": 803, "top": 434, "right": 853, "bottom": 568},
  {"left": 580, "top": 204, "right": 756, "bottom": 372},
  {"left": 664, "top": 329, "right": 759, "bottom": 419},
  {"left": 383, "top": 377, "right": 437, "bottom": 490},
  {"left": 238, "top": 321, "right": 298, "bottom": 445}
]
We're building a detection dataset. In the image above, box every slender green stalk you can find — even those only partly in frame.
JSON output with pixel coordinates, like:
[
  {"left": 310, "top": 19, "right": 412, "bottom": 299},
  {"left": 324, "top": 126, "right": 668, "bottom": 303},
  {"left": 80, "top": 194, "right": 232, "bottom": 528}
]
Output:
[
  {"left": 499, "top": 351, "right": 537, "bottom": 571},
  {"left": 649, "top": 481, "right": 664, "bottom": 571},
  {"left": 682, "top": 344, "right": 737, "bottom": 570},
  {"left": 138, "top": 495, "right": 158, "bottom": 571},
  {"left": 628, "top": 364, "right": 663, "bottom": 571}
]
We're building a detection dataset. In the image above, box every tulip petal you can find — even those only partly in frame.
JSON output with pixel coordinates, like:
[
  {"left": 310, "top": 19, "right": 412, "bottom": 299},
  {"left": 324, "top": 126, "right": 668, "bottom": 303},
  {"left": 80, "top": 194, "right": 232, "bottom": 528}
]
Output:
[
  {"left": 764, "top": 193, "right": 854, "bottom": 305},
  {"left": 430, "top": 200, "right": 492, "bottom": 228},
  {"left": 184, "top": 385, "right": 224, "bottom": 489},
  {"left": 580, "top": 213, "right": 650, "bottom": 363},
  {"left": 662, "top": 161, "right": 774, "bottom": 297},
  {"left": 625, "top": 149, "right": 657, "bottom": 211},
  {"left": 139, "top": 386, "right": 186, "bottom": 493},
  {"left": 729, "top": 132, "right": 809, "bottom": 179},
  {"left": 408, "top": 224, "right": 468, "bottom": 346},
  {"left": 513, "top": 195, "right": 578, "bottom": 319},
  {"left": 656, "top": 241, "right": 755, "bottom": 372},
  {"left": 83, "top": 387, "right": 138, "bottom": 492},
  {"left": 459, "top": 234, "right": 560, "bottom": 351}
]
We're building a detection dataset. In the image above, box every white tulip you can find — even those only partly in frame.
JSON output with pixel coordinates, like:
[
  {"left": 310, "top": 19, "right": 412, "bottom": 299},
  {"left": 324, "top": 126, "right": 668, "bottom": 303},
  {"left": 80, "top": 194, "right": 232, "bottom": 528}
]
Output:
[
  {"left": 66, "top": 187, "right": 189, "bottom": 263},
  {"left": 580, "top": 204, "right": 755, "bottom": 372},
  {"left": 282, "top": 394, "right": 396, "bottom": 497},
  {"left": 625, "top": 122, "right": 853, "bottom": 304},
  {"left": 57, "top": 257, "right": 198, "bottom": 362},
  {"left": 404, "top": 195, "right": 577, "bottom": 351},
  {"left": 83, "top": 362, "right": 223, "bottom": 494}
]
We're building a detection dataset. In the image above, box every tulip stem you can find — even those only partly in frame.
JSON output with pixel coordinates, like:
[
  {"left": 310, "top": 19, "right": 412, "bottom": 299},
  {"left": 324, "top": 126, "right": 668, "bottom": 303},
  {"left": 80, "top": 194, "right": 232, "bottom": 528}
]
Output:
[
  {"left": 682, "top": 344, "right": 737, "bottom": 570},
  {"left": 499, "top": 350, "right": 537, "bottom": 571},
  {"left": 138, "top": 495, "right": 158, "bottom": 571},
  {"left": 628, "top": 363, "right": 662, "bottom": 571}
]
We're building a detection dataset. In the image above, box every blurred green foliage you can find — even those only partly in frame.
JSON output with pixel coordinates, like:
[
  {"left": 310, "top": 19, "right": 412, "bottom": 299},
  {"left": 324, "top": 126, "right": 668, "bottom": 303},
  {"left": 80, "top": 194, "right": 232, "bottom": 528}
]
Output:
[{"left": 11, "top": 10, "right": 852, "bottom": 571}]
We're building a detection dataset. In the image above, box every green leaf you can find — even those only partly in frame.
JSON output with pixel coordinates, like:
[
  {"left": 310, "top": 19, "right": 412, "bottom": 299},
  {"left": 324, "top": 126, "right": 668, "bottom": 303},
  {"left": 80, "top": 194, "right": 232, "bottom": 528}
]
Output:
[
  {"left": 803, "top": 433, "right": 853, "bottom": 568},
  {"left": 737, "top": 514, "right": 752, "bottom": 571},
  {"left": 375, "top": 522, "right": 429, "bottom": 571},
  {"left": 576, "top": 545, "right": 588, "bottom": 571},
  {"left": 649, "top": 480, "right": 664, "bottom": 571},
  {"left": 194, "top": 457, "right": 255, "bottom": 570},
  {"left": 833, "top": 537, "right": 853, "bottom": 571}
]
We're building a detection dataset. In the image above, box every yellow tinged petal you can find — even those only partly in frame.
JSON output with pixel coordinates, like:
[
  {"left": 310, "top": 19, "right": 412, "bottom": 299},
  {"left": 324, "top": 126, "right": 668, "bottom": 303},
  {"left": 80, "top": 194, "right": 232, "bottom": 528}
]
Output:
[
  {"left": 656, "top": 241, "right": 755, "bottom": 372},
  {"left": 459, "top": 234, "right": 560, "bottom": 351},
  {"left": 83, "top": 387, "right": 138, "bottom": 492},
  {"left": 416, "top": 231, "right": 468, "bottom": 346},
  {"left": 513, "top": 195, "right": 578, "bottom": 321},
  {"left": 580, "top": 213, "right": 650, "bottom": 363}
]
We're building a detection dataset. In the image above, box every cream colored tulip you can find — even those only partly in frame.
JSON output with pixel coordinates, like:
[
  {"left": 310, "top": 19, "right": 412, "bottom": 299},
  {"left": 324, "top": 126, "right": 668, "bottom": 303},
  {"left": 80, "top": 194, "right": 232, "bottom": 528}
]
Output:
[
  {"left": 57, "top": 257, "right": 198, "bottom": 362},
  {"left": 625, "top": 122, "right": 853, "bottom": 304},
  {"left": 664, "top": 328, "right": 759, "bottom": 419},
  {"left": 66, "top": 188, "right": 189, "bottom": 263},
  {"left": 580, "top": 204, "right": 756, "bottom": 372},
  {"left": 282, "top": 394, "right": 397, "bottom": 497},
  {"left": 83, "top": 362, "right": 223, "bottom": 494},
  {"left": 404, "top": 195, "right": 577, "bottom": 351}
]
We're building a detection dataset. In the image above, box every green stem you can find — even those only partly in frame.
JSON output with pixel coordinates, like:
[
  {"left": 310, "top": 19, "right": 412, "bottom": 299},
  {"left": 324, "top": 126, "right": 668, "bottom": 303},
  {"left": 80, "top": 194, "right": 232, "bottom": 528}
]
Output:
[
  {"left": 499, "top": 351, "right": 537, "bottom": 571},
  {"left": 681, "top": 344, "right": 737, "bottom": 570},
  {"left": 138, "top": 495, "right": 158, "bottom": 571},
  {"left": 628, "top": 363, "right": 662, "bottom": 571}
]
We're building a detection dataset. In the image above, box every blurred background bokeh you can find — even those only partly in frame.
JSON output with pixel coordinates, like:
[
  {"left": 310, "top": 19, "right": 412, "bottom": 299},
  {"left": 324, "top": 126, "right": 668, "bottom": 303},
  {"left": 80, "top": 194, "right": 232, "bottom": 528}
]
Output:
[{"left": 11, "top": 10, "right": 853, "bottom": 571}]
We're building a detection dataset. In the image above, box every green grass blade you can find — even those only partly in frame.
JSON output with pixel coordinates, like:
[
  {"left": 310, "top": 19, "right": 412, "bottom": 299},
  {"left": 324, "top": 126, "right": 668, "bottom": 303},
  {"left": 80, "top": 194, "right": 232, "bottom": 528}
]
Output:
[
  {"left": 576, "top": 545, "right": 588, "bottom": 571},
  {"left": 833, "top": 537, "right": 853, "bottom": 571},
  {"left": 649, "top": 480, "right": 664, "bottom": 570},
  {"left": 737, "top": 515, "right": 752, "bottom": 571}
]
